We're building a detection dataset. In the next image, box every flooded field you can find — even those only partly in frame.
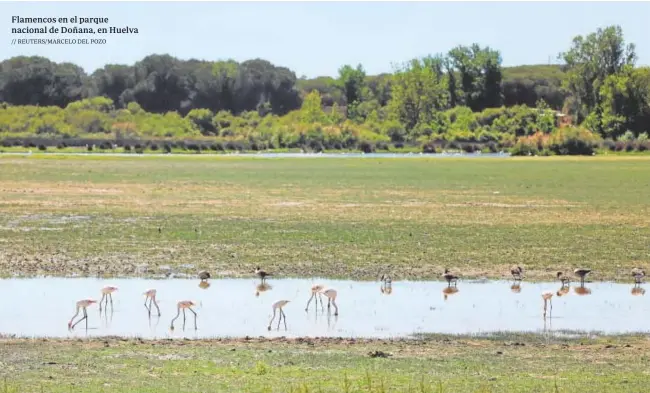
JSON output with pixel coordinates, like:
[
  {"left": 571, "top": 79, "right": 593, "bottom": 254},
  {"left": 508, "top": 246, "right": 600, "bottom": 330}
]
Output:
[{"left": 0, "top": 277, "right": 647, "bottom": 339}]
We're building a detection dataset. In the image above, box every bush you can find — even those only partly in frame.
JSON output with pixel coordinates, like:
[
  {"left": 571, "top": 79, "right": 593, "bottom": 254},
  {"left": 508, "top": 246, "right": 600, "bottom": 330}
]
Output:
[
  {"left": 124, "top": 144, "right": 131, "bottom": 152},
  {"left": 38, "top": 144, "right": 47, "bottom": 151},
  {"left": 87, "top": 144, "right": 93, "bottom": 151},
  {"left": 547, "top": 127, "right": 600, "bottom": 155},
  {"left": 358, "top": 141, "right": 375, "bottom": 153},
  {"left": 163, "top": 143, "right": 172, "bottom": 153},
  {"left": 149, "top": 143, "right": 159, "bottom": 151}
]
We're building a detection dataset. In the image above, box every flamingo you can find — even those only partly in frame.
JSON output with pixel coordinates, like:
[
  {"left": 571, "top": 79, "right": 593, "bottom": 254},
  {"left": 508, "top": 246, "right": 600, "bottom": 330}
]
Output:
[
  {"left": 305, "top": 284, "right": 325, "bottom": 312},
  {"left": 442, "top": 269, "right": 458, "bottom": 287},
  {"left": 99, "top": 286, "right": 118, "bottom": 311},
  {"left": 542, "top": 291, "right": 554, "bottom": 319},
  {"left": 322, "top": 288, "right": 339, "bottom": 316},
  {"left": 510, "top": 266, "right": 523, "bottom": 281},
  {"left": 198, "top": 271, "right": 211, "bottom": 281},
  {"left": 573, "top": 268, "right": 591, "bottom": 286},
  {"left": 268, "top": 300, "right": 290, "bottom": 330},
  {"left": 143, "top": 289, "right": 161, "bottom": 316},
  {"left": 68, "top": 299, "right": 97, "bottom": 329},
  {"left": 255, "top": 267, "right": 272, "bottom": 283},
  {"left": 170, "top": 300, "right": 198, "bottom": 330}
]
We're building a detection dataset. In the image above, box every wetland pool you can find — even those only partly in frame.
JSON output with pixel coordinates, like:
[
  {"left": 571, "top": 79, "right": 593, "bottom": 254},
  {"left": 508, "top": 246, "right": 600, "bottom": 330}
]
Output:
[{"left": 0, "top": 277, "right": 647, "bottom": 339}]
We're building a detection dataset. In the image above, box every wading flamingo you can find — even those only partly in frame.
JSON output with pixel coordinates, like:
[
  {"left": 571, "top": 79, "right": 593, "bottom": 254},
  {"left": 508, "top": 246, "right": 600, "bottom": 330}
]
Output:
[
  {"left": 542, "top": 291, "right": 554, "bottom": 319},
  {"left": 170, "top": 300, "right": 198, "bottom": 330},
  {"left": 99, "top": 286, "right": 118, "bottom": 311},
  {"left": 198, "top": 270, "right": 211, "bottom": 281},
  {"left": 322, "top": 288, "right": 339, "bottom": 316},
  {"left": 442, "top": 269, "right": 458, "bottom": 287},
  {"left": 68, "top": 299, "right": 97, "bottom": 330},
  {"left": 143, "top": 289, "right": 161, "bottom": 316},
  {"left": 268, "top": 300, "right": 290, "bottom": 330},
  {"left": 305, "top": 284, "right": 325, "bottom": 312},
  {"left": 573, "top": 268, "right": 591, "bottom": 286}
]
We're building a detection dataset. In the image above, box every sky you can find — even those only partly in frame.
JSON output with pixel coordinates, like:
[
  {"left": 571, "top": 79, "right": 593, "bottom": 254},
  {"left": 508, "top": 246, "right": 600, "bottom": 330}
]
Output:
[{"left": 2, "top": 1, "right": 649, "bottom": 78}]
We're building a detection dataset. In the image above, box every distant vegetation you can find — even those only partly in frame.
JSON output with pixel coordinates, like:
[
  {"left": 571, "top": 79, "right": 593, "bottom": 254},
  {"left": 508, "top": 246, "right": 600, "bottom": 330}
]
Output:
[{"left": 1, "top": 25, "right": 649, "bottom": 155}]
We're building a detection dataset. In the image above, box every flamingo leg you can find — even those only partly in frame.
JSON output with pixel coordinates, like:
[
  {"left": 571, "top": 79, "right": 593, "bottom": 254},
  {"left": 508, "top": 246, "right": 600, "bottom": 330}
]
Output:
[
  {"left": 188, "top": 307, "right": 197, "bottom": 330},
  {"left": 99, "top": 294, "right": 105, "bottom": 311},
  {"left": 305, "top": 293, "right": 314, "bottom": 312},
  {"left": 109, "top": 293, "right": 114, "bottom": 308},
  {"left": 170, "top": 307, "right": 181, "bottom": 329},
  {"left": 277, "top": 309, "right": 282, "bottom": 329},
  {"left": 332, "top": 299, "right": 339, "bottom": 316},
  {"left": 319, "top": 293, "right": 324, "bottom": 311},
  {"left": 153, "top": 298, "right": 161, "bottom": 316},
  {"left": 144, "top": 296, "right": 150, "bottom": 310},
  {"left": 68, "top": 308, "right": 80, "bottom": 329},
  {"left": 72, "top": 307, "right": 88, "bottom": 329},
  {"left": 281, "top": 309, "right": 287, "bottom": 330},
  {"left": 268, "top": 308, "right": 277, "bottom": 330}
]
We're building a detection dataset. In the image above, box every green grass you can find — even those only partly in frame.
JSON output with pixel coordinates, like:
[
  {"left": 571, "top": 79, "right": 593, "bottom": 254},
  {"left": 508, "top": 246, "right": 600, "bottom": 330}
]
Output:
[
  {"left": 1, "top": 334, "right": 649, "bottom": 393},
  {"left": 0, "top": 155, "right": 649, "bottom": 281}
]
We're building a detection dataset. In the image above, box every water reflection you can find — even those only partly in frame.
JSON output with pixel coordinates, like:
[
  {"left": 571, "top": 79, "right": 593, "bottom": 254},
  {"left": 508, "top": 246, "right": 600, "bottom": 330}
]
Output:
[
  {"left": 255, "top": 283, "right": 272, "bottom": 297},
  {"left": 631, "top": 286, "right": 646, "bottom": 296},
  {"left": 2, "top": 277, "right": 649, "bottom": 339},
  {"left": 574, "top": 286, "right": 592, "bottom": 296},
  {"left": 198, "top": 281, "right": 210, "bottom": 290},
  {"left": 100, "top": 307, "right": 114, "bottom": 328},
  {"left": 442, "top": 286, "right": 459, "bottom": 300},
  {"left": 556, "top": 285, "right": 570, "bottom": 297},
  {"left": 510, "top": 283, "right": 521, "bottom": 294}
]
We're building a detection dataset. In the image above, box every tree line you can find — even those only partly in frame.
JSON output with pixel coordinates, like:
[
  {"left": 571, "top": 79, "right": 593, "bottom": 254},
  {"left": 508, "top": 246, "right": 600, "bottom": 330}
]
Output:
[{"left": 0, "top": 25, "right": 649, "bottom": 155}]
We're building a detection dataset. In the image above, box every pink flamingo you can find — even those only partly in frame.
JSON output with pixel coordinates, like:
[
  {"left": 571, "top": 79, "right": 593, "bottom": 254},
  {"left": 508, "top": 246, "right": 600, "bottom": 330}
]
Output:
[
  {"left": 305, "top": 284, "right": 325, "bottom": 312},
  {"left": 268, "top": 300, "right": 290, "bottom": 331},
  {"left": 170, "top": 300, "right": 197, "bottom": 330},
  {"left": 143, "top": 289, "right": 161, "bottom": 316},
  {"left": 542, "top": 291, "right": 554, "bottom": 319},
  {"left": 99, "top": 286, "right": 118, "bottom": 311},
  {"left": 68, "top": 299, "right": 97, "bottom": 329}
]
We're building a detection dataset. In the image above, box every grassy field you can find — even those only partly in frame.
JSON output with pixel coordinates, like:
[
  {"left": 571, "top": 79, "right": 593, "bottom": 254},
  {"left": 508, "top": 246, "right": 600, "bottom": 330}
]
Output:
[
  {"left": 0, "top": 154, "right": 649, "bottom": 281},
  {"left": 1, "top": 334, "right": 649, "bottom": 392}
]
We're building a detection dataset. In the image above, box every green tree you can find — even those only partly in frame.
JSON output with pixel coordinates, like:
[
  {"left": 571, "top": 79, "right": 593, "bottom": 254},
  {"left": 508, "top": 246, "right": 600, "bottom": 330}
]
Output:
[{"left": 558, "top": 25, "right": 636, "bottom": 124}]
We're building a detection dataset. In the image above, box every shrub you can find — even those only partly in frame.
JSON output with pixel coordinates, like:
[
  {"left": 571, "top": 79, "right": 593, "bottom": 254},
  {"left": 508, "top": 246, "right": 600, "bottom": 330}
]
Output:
[
  {"left": 163, "top": 143, "right": 172, "bottom": 153},
  {"left": 87, "top": 144, "right": 93, "bottom": 151},
  {"left": 124, "top": 144, "right": 131, "bottom": 152},
  {"left": 358, "top": 141, "right": 375, "bottom": 153},
  {"left": 547, "top": 127, "right": 600, "bottom": 155},
  {"left": 38, "top": 144, "right": 47, "bottom": 151}
]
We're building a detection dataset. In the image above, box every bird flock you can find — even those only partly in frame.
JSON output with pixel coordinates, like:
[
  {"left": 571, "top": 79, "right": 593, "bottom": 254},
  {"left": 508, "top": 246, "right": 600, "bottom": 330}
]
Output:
[{"left": 67, "top": 265, "right": 646, "bottom": 332}]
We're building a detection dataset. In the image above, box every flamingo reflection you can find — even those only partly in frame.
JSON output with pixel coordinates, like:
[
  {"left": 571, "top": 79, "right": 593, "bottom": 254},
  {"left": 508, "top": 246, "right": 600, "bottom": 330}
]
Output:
[{"left": 510, "top": 282, "right": 521, "bottom": 294}]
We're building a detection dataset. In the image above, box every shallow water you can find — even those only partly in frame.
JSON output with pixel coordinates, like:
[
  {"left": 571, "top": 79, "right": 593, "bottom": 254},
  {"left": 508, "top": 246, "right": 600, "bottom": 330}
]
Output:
[
  {"left": 0, "top": 277, "right": 646, "bottom": 339},
  {"left": 0, "top": 151, "right": 510, "bottom": 158}
]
